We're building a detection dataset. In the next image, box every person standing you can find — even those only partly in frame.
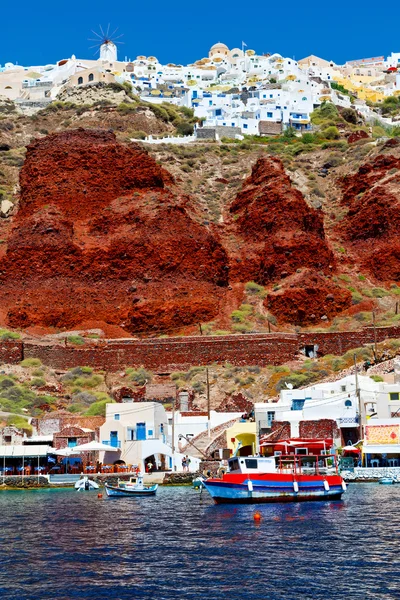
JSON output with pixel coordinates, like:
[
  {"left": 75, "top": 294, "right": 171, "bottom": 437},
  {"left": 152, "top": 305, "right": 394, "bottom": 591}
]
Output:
[{"left": 185, "top": 456, "right": 191, "bottom": 472}]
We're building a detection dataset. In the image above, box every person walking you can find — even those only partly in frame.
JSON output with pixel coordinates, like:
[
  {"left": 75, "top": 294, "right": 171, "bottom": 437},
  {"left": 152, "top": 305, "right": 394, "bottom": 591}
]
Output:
[{"left": 181, "top": 457, "right": 187, "bottom": 472}]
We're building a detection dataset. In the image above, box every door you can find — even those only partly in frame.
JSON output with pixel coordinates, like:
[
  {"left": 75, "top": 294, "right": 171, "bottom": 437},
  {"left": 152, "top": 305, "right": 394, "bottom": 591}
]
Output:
[
  {"left": 136, "top": 423, "right": 146, "bottom": 441},
  {"left": 110, "top": 431, "right": 119, "bottom": 448}
]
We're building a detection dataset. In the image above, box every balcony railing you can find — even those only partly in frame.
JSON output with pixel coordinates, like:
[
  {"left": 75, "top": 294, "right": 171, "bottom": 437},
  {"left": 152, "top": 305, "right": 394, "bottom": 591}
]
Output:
[
  {"left": 102, "top": 440, "right": 121, "bottom": 448},
  {"left": 337, "top": 417, "right": 359, "bottom": 425}
]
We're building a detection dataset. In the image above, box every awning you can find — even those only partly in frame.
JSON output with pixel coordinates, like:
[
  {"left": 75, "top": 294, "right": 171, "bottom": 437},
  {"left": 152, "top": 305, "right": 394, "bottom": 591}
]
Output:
[
  {"left": 58, "top": 441, "right": 121, "bottom": 454},
  {"left": 0, "top": 445, "right": 52, "bottom": 458},
  {"left": 362, "top": 445, "right": 400, "bottom": 454}
]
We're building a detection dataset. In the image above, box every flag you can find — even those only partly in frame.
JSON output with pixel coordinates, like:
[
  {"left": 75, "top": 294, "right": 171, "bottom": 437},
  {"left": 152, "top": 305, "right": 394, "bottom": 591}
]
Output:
[
  {"left": 47, "top": 456, "right": 56, "bottom": 464},
  {"left": 242, "top": 41, "right": 247, "bottom": 47}
]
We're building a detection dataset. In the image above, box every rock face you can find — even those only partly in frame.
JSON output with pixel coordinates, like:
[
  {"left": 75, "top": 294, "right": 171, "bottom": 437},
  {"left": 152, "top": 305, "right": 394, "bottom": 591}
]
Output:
[
  {"left": 339, "top": 154, "right": 400, "bottom": 280},
  {"left": 265, "top": 270, "right": 352, "bottom": 326},
  {"left": 0, "top": 129, "right": 229, "bottom": 333},
  {"left": 229, "top": 156, "right": 335, "bottom": 282}
]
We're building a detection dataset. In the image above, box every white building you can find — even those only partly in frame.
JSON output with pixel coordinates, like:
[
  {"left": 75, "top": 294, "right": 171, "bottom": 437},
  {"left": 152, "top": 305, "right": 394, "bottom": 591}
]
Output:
[{"left": 99, "top": 402, "right": 200, "bottom": 473}]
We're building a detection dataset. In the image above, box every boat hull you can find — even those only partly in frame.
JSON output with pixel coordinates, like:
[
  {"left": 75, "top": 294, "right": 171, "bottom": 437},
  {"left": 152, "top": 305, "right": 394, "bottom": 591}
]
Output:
[
  {"left": 104, "top": 483, "right": 158, "bottom": 497},
  {"left": 203, "top": 475, "right": 346, "bottom": 504}
]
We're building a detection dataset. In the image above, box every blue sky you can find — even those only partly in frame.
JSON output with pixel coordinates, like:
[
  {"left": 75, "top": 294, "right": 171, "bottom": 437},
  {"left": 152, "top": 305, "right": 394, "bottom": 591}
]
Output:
[{"left": 1, "top": 0, "right": 398, "bottom": 67}]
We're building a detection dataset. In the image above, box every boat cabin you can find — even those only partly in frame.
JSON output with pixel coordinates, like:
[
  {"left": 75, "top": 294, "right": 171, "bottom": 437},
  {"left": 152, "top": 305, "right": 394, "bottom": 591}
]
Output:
[
  {"left": 227, "top": 454, "right": 338, "bottom": 476},
  {"left": 228, "top": 456, "right": 276, "bottom": 474}
]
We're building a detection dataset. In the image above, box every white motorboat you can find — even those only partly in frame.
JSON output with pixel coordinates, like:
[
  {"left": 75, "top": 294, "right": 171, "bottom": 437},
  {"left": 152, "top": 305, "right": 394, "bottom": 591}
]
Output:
[{"left": 75, "top": 476, "right": 100, "bottom": 492}]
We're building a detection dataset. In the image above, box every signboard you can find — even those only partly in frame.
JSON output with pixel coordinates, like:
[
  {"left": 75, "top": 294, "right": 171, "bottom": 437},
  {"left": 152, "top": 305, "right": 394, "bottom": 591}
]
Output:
[{"left": 365, "top": 424, "right": 400, "bottom": 445}]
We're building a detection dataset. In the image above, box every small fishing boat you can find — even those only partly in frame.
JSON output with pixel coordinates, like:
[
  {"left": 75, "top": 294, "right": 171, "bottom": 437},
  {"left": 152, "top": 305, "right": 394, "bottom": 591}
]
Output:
[
  {"left": 192, "top": 476, "right": 205, "bottom": 489},
  {"left": 75, "top": 476, "right": 100, "bottom": 492},
  {"left": 202, "top": 454, "right": 347, "bottom": 504},
  {"left": 104, "top": 474, "right": 158, "bottom": 497},
  {"left": 379, "top": 476, "right": 396, "bottom": 485}
]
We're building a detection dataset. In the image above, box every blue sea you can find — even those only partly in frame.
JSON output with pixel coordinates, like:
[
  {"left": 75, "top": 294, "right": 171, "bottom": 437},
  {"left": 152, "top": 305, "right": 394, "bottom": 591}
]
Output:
[{"left": 0, "top": 484, "right": 398, "bottom": 600}]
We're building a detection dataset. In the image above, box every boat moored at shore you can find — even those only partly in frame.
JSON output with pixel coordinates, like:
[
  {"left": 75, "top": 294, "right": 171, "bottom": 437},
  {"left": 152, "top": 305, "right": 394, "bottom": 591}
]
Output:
[
  {"left": 202, "top": 454, "right": 347, "bottom": 504},
  {"left": 104, "top": 474, "right": 158, "bottom": 497}
]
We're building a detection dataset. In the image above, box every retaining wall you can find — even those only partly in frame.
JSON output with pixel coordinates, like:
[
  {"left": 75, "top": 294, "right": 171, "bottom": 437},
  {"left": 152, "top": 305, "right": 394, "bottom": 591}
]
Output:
[
  {"left": 23, "top": 334, "right": 298, "bottom": 371},
  {"left": 1, "top": 325, "right": 400, "bottom": 372}
]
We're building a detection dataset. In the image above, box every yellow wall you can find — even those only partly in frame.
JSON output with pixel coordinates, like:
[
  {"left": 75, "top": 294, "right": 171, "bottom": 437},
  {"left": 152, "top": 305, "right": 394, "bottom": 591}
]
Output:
[{"left": 226, "top": 422, "right": 257, "bottom": 455}]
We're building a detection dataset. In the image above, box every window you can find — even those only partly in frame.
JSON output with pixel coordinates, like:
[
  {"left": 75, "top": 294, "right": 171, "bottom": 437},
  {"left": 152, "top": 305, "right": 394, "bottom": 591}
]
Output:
[
  {"left": 88, "top": 73, "right": 94, "bottom": 82},
  {"left": 341, "top": 386, "right": 347, "bottom": 392},
  {"left": 229, "top": 458, "right": 240, "bottom": 471},
  {"left": 390, "top": 392, "right": 400, "bottom": 401},
  {"left": 345, "top": 399, "right": 352, "bottom": 407},
  {"left": 245, "top": 459, "right": 258, "bottom": 469},
  {"left": 4, "top": 435, "right": 11, "bottom": 443},
  {"left": 78, "top": 77, "right": 83, "bottom": 85},
  {"left": 68, "top": 437, "right": 77, "bottom": 447},
  {"left": 243, "top": 124, "right": 248, "bottom": 129},
  {"left": 291, "top": 399, "right": 305, "bottom": 411},
  {"left": 114, "top": 414, "right": 120, "bottom": 421},
  {"left": 267, "top": 112, "right": 273, "bottom": 118},
  {"left": 295, "top": 448, "right": 308, "bottom": 455},
  {"left": 148, "top": 429, "right": 153, "bottom": 437},
  {"left": 267, "top": 411, "right": 275, "bottom": 427}
]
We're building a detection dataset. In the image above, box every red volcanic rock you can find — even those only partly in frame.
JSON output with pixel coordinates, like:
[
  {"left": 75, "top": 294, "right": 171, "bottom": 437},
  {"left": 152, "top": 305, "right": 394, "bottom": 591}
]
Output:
[
  {"left": 265, "top": 270, "right": 352, "bottom": 326},
  {"left": 0, "top": 129, "right": 229, "bottom": 333},
  {"left": 347, "top": 130, "right": 369, "bottom": 144},
  {"left": 339, "top": 154, "right": 400, "bottom": 280},
  {"left": 229, "top": 156, "right": 335, "bottom": 283}
]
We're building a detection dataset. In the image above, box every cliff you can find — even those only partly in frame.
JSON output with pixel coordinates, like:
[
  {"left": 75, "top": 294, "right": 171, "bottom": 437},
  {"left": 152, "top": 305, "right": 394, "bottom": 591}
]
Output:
[{"left": 0, "top": 129, "right": 229, "bottom": 333}]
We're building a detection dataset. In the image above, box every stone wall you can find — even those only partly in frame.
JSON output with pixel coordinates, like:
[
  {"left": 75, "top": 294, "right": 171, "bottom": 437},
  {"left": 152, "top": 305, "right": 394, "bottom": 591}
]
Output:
[
  {"left": 299, "top": 419, "right": 340, "bottom": 441},
  {"left": 23, "top": 334, "right": 298, "bottom": 372},
  {"left": 0, "top": 475, "right": 49, "bottom": 488},
  {"left": 299, "top": 326, "right": 400, "bottom": 356},
  {"left": 0, "top": 340, "right": 23, "bottom": 364},
  {"left": 2, "top": 325, "right": 400, "bottom": 372},
  {"left": 33, "top": 414, "right": 105, "bottom": 436}
]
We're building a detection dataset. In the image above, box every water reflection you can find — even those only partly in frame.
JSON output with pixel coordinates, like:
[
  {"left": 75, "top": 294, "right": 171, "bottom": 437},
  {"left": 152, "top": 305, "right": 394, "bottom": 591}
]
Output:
[{"left": 0, "top": 484, "right": 398, "bottom": 599}]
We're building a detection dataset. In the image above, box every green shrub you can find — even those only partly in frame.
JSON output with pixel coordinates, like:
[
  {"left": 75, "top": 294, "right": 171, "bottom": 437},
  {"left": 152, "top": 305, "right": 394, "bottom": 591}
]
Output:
[
  {"left": 30, "top": 377, "right": 45, "bottom": 388},
  {"left": 21, "top": 358, "right": 42, "bottom": 368},
  {"left": 370, "top": 375, "right": 384, "bottom": 382},
  {"left": 323, "top": 126, "right": 340, "bottom": 140},
  {"left": 67, "top": 335, "right": 85, "bottom": 346},
  {"left": 352, "top": 291, "right": 363, "bottom": 304},
  {"left": 126, "top": 367, "right": 152, "bottom": 385},
  {"left": 0, "top": 329, "right": 20, "bottom": 340},
  {"left": 371, "top": 287, "right": 389, "bottom": 298},
  {"left": 130, "top": 130, "right": 147, "bottom": 140},
  {"left": 6, "top": 414, "right": 32, "bottom": 434},
  {"left": 85, "top": 398, "right": 114, "bottom": 417},
  {"left": 245, "top": 281, "right": 265, "bottom": 295}
]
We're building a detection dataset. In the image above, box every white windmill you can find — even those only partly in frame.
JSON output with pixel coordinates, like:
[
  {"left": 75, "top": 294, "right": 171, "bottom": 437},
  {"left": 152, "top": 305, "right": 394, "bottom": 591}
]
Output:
[{"left": 89, "top": 25, "right": 123, "bottom": 62}]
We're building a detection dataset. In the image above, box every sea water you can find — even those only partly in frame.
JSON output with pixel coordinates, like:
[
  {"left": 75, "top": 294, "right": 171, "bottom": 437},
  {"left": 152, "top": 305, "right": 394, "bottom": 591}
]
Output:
[{"left": 0, "top": 484, "right": 398, "bottom": 600}]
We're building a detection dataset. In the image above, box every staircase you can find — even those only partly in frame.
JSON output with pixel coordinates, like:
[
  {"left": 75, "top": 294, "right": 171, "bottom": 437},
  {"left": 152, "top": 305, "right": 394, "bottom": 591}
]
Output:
[{"left": 184, "top": 418, "right": 240, "bottom": 459}]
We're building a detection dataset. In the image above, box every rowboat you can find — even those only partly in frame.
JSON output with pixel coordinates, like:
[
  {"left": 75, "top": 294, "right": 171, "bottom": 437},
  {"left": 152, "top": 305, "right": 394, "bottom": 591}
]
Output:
[
  {"left": 202, "top": 454, "right": 347, "bottom": 504},
  {"left": 104, "top": 474, "right": 158, "bottom": 497}
]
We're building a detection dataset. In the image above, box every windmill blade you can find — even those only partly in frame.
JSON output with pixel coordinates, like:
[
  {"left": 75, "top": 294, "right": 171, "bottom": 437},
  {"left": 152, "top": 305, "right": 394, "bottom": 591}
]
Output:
[
  {"left": 90, "top": 29, "right": 103, "bottom": 39},
  {"left": 110, "top": 26, "right": 119, "bottom": 38},
  {"left": 99, "top": 24, "right": 105, "bottom": 38},
  {"left": 106, "top": 23, "right": 110, "bottom": 38}
]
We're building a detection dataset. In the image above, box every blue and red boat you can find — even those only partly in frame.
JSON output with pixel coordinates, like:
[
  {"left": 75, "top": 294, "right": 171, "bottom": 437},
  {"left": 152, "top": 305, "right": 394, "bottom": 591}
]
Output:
[{"left": 202, "top": 453, "right": 347, "bottom": 504}]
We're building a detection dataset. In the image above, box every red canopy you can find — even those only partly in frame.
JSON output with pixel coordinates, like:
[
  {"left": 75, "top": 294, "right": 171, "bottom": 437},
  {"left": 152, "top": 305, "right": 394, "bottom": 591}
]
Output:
[{"left": 260, "top": 437, "right": 333, "bottom": 449}]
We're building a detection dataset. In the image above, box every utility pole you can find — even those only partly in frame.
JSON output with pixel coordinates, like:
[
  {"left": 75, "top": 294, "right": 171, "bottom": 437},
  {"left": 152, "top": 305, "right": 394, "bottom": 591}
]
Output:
[
  {"left": 354, "top": 353, "right": 363, "bottom": 443},
  {"left": 172, "top": 389, "right": 176, "bottom": 472},
  {"left": 372, "top": 311, "right": 378, "bottom": 362},
  {"left": 206, "top": 367, "right": 211, "bottom": 438},
  {"left": 199, "top": 323, "right": 211, "bottom": 438}
]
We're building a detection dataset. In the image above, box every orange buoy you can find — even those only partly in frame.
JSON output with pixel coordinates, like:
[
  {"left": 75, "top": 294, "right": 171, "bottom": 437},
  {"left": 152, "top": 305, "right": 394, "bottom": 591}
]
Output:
[
  {"left": 98, "top": 493, "right": 103, "bottom": 498},
  {"left": 253, "top": 511, "right": 262, "bottom": 522}
]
